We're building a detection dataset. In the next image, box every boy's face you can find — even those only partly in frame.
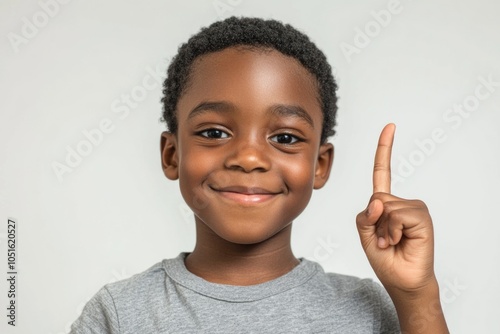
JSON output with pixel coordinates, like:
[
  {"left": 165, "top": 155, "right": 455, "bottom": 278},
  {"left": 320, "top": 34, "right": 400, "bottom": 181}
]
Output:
[{"left": 161, "top": 46, "right": 333, "bottom": 245}]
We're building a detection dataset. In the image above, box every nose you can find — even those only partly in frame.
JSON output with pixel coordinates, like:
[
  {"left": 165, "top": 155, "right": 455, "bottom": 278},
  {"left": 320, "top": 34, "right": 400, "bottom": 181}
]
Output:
[{"left": 224, "top": 132, "right": 272, "bottom": 173}]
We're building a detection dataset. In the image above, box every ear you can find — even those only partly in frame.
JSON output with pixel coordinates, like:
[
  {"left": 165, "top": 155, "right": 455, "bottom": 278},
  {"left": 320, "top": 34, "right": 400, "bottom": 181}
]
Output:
[
  {"left": 160, "top": 131, "right": 179, "bottom": 180},
  {"left": 313, "top": 142, "right": 334, "bottom": 189}
]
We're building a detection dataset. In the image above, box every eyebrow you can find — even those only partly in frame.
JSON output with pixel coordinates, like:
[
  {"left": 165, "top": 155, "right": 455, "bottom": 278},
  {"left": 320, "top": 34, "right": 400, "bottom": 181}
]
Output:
[
  {"left": 269, "top": 104, "right": 314, "bottom": 129},
  {"left": 187, "top": 101, "right": 235, "bottom": 120},
  {"left": 187, "top": 101, "right": 315, "bottom": 129}
]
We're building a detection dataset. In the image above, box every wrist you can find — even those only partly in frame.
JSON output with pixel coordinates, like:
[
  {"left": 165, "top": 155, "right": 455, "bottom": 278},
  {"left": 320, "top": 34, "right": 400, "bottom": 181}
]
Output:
[
  {"left": 385, "top": 276, "right": 449, "bottom": 334},
  {"left": 384, "top": 275, "right": 440, "bottom": 302}
]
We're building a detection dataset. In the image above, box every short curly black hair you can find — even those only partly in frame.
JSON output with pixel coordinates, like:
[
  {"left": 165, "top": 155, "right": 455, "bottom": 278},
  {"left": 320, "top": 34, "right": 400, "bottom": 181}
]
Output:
[{"left": 161, "top": 16, "right": 338, "bottom": 143}]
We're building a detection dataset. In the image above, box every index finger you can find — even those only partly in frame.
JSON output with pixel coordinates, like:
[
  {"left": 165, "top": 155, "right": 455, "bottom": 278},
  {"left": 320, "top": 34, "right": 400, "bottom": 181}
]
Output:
[{"left": 373, "top": 123, "right": 396, "bottom": 194}]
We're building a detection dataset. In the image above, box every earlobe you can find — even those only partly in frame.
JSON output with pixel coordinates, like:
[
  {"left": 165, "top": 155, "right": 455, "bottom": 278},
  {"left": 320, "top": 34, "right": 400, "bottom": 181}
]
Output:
[
  {"left": 160, "top": 131, "right": 179, "bottom": 180},
  {"left": 313, "top": 143, "right": 334, "bottom": 189}
]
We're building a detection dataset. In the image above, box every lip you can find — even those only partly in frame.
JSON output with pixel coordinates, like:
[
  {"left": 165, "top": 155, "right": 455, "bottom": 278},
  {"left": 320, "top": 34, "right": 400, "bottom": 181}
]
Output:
[{"left": 210, "top": 185, "right": 281, "bottom": 204}]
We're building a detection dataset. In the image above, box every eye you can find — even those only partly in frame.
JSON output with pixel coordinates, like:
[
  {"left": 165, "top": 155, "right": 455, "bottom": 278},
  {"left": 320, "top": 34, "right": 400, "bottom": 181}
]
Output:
[
  {"left": 197, "top": 129, "right": 229, "bottom": 139},
  {"left": 270, "top": 133, "right": 300, "bottom": 144}
]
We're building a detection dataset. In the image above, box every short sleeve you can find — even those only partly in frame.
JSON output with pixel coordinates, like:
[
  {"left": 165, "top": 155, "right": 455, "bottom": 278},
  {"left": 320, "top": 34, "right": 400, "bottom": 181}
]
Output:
[
  {"left": 370, "top": 281, "right": 401, "bottom": 334},
  {"left": 70, "top": 286, "right": 120, "bottom": 334}
]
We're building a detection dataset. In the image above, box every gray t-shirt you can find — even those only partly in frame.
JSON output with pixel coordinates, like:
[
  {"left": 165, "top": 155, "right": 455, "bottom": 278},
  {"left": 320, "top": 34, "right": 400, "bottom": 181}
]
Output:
[{"left": 70, "top": 252, "right": 400, "bottom": 333}]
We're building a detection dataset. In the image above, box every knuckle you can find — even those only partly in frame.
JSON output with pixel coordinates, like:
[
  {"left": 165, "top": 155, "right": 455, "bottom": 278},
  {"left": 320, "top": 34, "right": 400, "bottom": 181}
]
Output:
[
  {"left": 383, "top": 201, "right": 395, "bottom": 212},
  {"left": 355, "top": 212, "right": 363, "bottom": 225},
  {"left": 386, "top": 209, "right": 402, "bottom": 221},
  {"left": 373, "top": 162, "right": 389, "bottom": 172},
  {"left": 415, "top": 199, "right": 428, "bottom": 209},
  {"left": 370, "top": 192, "right": 383, "bottom": 202}
]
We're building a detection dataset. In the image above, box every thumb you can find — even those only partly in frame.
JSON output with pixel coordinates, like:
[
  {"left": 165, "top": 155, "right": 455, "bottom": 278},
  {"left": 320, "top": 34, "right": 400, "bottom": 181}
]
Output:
[{"left": 356, "top": 199, "right": 383, "bottom": 248}]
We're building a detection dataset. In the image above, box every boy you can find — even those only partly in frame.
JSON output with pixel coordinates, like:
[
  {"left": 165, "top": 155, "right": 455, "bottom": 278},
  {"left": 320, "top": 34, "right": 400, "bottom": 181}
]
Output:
[{"left": 71, "top": 17, "right": 448, "bottom": 333}]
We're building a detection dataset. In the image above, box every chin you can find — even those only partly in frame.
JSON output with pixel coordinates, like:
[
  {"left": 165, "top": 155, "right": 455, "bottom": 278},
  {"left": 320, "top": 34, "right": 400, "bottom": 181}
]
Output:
[{"left": 212, "top": 222, "right": 290, "bottom": 246}]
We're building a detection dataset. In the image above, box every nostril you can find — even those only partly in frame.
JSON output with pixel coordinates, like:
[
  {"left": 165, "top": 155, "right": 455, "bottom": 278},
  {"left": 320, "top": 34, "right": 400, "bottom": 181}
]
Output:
[{"left": 224, "top": 145, "right": 271, "bottom": 172}]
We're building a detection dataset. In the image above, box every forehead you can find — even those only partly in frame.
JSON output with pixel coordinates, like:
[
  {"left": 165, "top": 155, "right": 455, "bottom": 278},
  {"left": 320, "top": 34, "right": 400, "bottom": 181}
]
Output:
[{"left": 177, "top": 46, "right": 323, "bottom": 127}]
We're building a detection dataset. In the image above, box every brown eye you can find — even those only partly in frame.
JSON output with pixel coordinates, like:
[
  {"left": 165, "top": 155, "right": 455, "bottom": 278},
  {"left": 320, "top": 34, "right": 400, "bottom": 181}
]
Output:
[
  {"left": 270, "top": 134, "right": 299, "bottom": 144},
  {"left": 198, "top": 129, "right": 229, "bottom": 139}
]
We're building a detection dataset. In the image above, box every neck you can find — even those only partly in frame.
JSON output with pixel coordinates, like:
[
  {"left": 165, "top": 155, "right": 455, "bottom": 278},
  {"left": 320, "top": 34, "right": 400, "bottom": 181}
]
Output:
[{"left": 185, "top": 220, "right": 299, "bottom": 286}]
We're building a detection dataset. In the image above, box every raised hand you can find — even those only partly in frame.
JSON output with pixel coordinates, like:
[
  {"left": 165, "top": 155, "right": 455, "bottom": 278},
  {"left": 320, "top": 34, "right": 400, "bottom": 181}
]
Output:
[
  {"left": 356, "top": 124, "right": 449, "bottom": 333},
  {"left": 356, "top": 123, "right": 436, "bottom": 292}
]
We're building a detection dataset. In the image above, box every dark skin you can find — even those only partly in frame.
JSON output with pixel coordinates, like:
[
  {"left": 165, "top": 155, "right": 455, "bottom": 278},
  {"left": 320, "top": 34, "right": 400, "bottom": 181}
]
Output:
[
  {"left": 161, "top": 46, "right": 448, "bottom": 333},
  {"left": 161, "top": 46, "right": 332, "bottom": 285}
]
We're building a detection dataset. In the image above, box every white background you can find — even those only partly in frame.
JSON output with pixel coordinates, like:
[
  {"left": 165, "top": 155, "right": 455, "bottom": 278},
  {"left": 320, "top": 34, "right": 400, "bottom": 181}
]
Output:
[{"left": 1, "top": 0, "right": 499, "bottom": 333}]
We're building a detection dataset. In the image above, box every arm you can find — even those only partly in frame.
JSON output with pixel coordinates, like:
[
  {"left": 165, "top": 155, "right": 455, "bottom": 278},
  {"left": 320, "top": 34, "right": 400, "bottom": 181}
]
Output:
[
  {"left": 385, "top": 277, "right": 448, "bottom": 334},
  {"left": 70, "top": 286, "right": 120, "bottom": 334},
  {"left": 356, "top": 124, "right": 449, "bottom": 334}
]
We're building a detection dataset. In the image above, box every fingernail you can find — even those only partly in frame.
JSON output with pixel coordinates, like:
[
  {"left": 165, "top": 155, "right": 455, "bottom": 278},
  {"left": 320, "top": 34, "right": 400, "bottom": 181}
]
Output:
[{"left": 378, "top": 237, "right": 386, "bottom": 248}]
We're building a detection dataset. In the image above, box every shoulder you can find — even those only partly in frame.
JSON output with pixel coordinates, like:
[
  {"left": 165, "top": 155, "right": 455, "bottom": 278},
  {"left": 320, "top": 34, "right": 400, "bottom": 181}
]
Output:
[
  {"left": 300, "top": 260, "right": 400, "bottom": 333},
  {"left": 70, "top": 259, "right": 170, "bottom": 334},
  {"left": 303, "top": 259, "right": 386, "bottom": 298},
  {"left": 103, "top": 261, "right": 166, "bottom": 303},
  {"left": 322, "top": 271, "right": 396, "bottom": 313},
  {"left": 324, "top": 270, "right": 387, "bottom": 297}
]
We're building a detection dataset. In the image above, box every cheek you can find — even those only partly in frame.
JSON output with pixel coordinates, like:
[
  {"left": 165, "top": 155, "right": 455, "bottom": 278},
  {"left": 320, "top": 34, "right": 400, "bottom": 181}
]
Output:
[
  {"left": 177, "top": 143, "right": 230, "bottom": 213},
  {"left": 180, "top": 150, "right": 209, "bottom": 181},
  {"left": 178, "top": 147, "right": 210, "bottom": 205},
  {"left": 276, "top": 155, "right": 316, "bottom": 224},
  {"left": 279, "top": 153, "right": 317, "bottom": 190}
]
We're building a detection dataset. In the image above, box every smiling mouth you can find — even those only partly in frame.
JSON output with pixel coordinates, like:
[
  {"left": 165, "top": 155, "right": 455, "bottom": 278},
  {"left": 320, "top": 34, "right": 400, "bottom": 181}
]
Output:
[{"left": 209, "top": 185, "right": 281, "bottom": 204}]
